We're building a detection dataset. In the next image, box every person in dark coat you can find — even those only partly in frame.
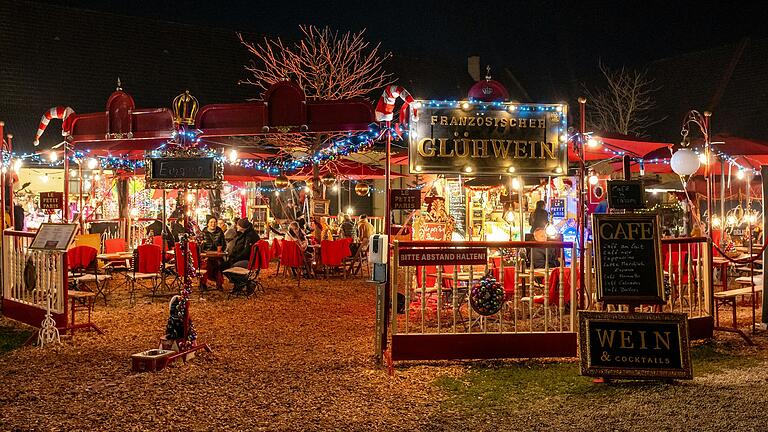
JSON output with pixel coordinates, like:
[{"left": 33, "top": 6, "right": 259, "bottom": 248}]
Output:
[
  {"left": 531, "top": 228, "right": 560, "bottom": 268},
  {"left": 145, "top": 214, "right": 175, "bottom": 247},
  {"left": 529, "top": 200, "right": 549, "bottom": 234},
  {"left": 227, "top": 219, "right": 260, "bottom": 268},
  {"left": 200, "top": 216, "right": 226, "bottom": 290}
]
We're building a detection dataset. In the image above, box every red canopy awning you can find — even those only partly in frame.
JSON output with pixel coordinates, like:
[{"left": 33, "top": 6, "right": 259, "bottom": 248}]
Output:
[{"left": 289, "top": 160, "right": 403, "bottom": 180}]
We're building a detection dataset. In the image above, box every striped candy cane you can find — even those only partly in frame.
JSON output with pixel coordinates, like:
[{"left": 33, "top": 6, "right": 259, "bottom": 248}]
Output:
[
  {"left": 33, "top": 106, "right": 75, "bottom": 146},
  {"left": 374, "top": 85, "right": 415, "bottom": 122}
]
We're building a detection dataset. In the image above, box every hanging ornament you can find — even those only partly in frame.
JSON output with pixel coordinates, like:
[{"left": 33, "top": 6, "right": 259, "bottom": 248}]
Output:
[
  {"left": 321, "top": 174, "right": 336, "bottom": 187},
  {"left": 33, "top": 106, "right": 75, "bottom": 146},
  {"left": 274, "top": 175, "right": 290, "bottom": 189},
  {"left": 355, "top": 182, "right": 370, "bottom": 196},
  {"left": 469, "top": 273, "right": 504, "bottom": 316}
]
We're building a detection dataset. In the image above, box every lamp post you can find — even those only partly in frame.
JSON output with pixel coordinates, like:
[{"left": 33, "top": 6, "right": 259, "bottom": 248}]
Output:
[
  {"left": 577, "top": 97, "right": 587, "bottom": 310},
  {"left": 674, "top": 110, "right": 713, "bottom": 316}
]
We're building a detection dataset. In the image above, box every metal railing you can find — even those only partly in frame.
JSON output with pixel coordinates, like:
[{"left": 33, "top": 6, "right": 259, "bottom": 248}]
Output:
[{"left": 390, "top": 240, "right": 577, "bottom": 336}]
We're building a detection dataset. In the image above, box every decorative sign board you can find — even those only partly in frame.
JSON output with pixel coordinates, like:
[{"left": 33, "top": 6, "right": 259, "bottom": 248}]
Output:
[
  {"left": 593, "top": 214, "right": 664, "bottom": 304},
  {"left": 39, "top": 192, "right": 63, "bottom": 211},
  {"left": 446, "top": 179, "right": 466, "bottom": 238},
  {"left": 550, "top": 198, "right": 565, "bottom": 218},
  {"left": 607, "top": 180, "right": 645, "bottom": 210},
  {"left": 420, "top": 222, "right": 449, "bottom": 241},
  {"left": 589, "top": 179, "right": 608, "bottom": 204},
  {"left": 399, "top": 247, "right": 487, "bottom": 266},
  {"left": 579, "top": 311, "right": 692, "bottom": 380},
  {"left": 409, "top": 101, "right": 568, "bottom": 176},
  {"left": 29, "top": 223, "right": 78, "bottom": 251},
  {"left": 390, "top": 189, "right": 421, "bottom": 211},
  {"left": 145, "top": 148, "right": 223, "bottom": 190},
  {"left": 311, "top": 199, "right": 329, "bottom": 216}
]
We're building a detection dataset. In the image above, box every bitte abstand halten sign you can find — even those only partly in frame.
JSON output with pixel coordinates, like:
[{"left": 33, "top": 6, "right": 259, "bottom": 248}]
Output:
[
  {"left": 408, "top": 101, "right": 568, "bottom": 176},
  {"left": 592, "top": 213, "right": 665, "bottom": 305}
]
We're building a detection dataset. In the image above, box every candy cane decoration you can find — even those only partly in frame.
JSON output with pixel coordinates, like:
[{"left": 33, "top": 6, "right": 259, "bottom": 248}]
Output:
[
  {"left": 375, "top": 85, "right": 416, "bottom": 123},
  {"left": 33, "top": 106, "right": 75, "bottom": 146}
]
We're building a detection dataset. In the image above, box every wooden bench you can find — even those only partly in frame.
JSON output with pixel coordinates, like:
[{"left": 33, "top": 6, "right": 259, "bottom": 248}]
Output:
[{"left": 714, "top": 284, "right": 763, "bottom": 327}]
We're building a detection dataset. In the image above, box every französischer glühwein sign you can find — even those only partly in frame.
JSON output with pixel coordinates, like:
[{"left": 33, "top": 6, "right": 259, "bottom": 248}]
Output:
[{"left": 408, "top": 101, "right": 568, "bottom": 176}]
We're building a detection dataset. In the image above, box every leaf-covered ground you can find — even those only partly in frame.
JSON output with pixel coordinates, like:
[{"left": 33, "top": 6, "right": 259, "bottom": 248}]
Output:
[{"left": 1, "top": 272, "right": 767, "bottom": 431}]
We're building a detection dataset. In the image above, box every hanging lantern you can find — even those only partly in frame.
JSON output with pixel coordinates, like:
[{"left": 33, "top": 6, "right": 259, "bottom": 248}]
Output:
[
  {"left": 274, "top": 175, "right": 290, "bottom": 189},
  {"left": 321, "top": 174, "right": 336, "bottom": 187},
  {"left": 670, "top": 148, "right": 700, "bottom": 182},
  {"left": 355, "top": 182, "right": 370, "bottom": 196}
]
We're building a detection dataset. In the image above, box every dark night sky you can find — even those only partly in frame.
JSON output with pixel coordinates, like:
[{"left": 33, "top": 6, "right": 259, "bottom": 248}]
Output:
[{"left": 37, "top": 0, "right": 768, "bottom": 81}]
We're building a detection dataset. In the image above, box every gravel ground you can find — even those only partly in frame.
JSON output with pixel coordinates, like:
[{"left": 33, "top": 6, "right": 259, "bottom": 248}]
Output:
[{"left": 0, "top": 272, "right": 766, "bottom": 431}]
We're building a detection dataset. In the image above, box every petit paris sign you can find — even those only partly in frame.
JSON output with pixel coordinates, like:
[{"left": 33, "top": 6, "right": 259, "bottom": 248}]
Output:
[
  {"left": 579, "top": 312, "right": 692, "bottom": 380},
  {"left": 408, "top": 101, "right": 568, "bottom": 176}
]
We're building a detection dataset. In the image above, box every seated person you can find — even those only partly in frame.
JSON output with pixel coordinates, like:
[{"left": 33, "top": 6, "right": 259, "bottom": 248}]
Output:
[
  {"left": 531, "top": 228, "right": 560, "bottom": 269},
  {"left": 227, "top": 219, "right": 260, "bottom": 268}
]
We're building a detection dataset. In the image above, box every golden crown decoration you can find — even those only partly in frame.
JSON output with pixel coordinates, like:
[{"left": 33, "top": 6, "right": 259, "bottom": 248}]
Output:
[{"left": 172, "top": 90, "right": 199, "bottom": 125}]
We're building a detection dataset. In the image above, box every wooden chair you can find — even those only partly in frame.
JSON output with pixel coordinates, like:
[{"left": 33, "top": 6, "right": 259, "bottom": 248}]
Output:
[
  {"left": 68, "top": 245, "right": 112, "bottom": 305},
  {"left": 223, "top": 243, "right": 263, "bottom": 297},
  {"left": 127, "top": 244, "right": 162, "bottom": 305},
  {"left": 345, "top": 241, "right": 370, "bottom": 278}
]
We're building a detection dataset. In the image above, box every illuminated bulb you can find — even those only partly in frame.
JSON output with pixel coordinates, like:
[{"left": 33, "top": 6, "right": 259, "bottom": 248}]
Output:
[
  {"left": 727, "top": 215, "right": 737, "bottom": 225},
  {"left": 736, "top": 169, "right": 745, "bottom": 180},
  {"left": 228, "top": 148, "right": 238, "bottom": 163},
  {"left": 274, "top": 191, "right": 279, "bottom": 196},
  {"left": 507, "top": 166, "right": 516, "bottom": 173},
  {"left": 70, "top": 169, "right": 77, "bottom": 178},
  {"left": 240, "top": 190, "right": 247, "bottom": 196},
  {"left": 12, "top": 159, "right": 22, "bottom": 173},
  {"left": 507, "top": 105, "right": 516, "bottom": 111},
  {"left": 304, "top": 186, "right": 311, "bottom": 192},
  {"left": 559, "top": 134, "right": 567, "bottom": 143},
  {"left": 415, "top": 165, "right": 423, "bottom": 172},
  {"left": 412, "top": 101, "right": 422, "bottom": 109},
  {"left": 712, "top": 216, "right": 721, "bottom": 227},
  {"left": 587, "top": 137, "right": 599, "bottom": 148},
  {"left": 545, "top": 224, "right": 558, "bottom": 237},
  {"left": 411, "top": 131, "right": 418, "bottom": 139},
  {"left": 332, "top": 185, "right": 339, "bottom": 192},
  {"left": 41, "top": 173, "right": 49, "bottom": 183},
  {"left": 130, "top": 208, "right": 139, "bottom": 218},
  {"left": 464, "top": 166, "right": 472, "bottom": 173},
  {"left": 554, "top": 166, "right": 563, "bottom": 174},
  {"left": 588, "top": 175, "right": 599, "bottom": 185},
  {"left": 346, "top": 207, "right": 354, "bottom": 215},
  {"left": 87, "top": 158, "right": 98, "bottom": 170},
  {"left": 84, "top": 180, "right": 92, "bottom": 189},
  {"left": 556, "top": 106, "right": 563, "bottom": 112},
  {"left": 461, "top": 102, "right": 470, "bottom": 110},
  {"left": 512, "top": 178, "right": 521, "bottom": 190},
  {"left": 94, "top": 174, "right": 101, "bottom": 181},
  {"left": 1, "top": 167, "right": 6, "bottom": 174},
  {"left": 186, "top": 193, "right": 195, "bottom": 202},
  {"left": 698, "top": 153, "right": 708, "bottom": 165},
  {"left": 49, "top": 151, "right": 58, "bottom": 162}
]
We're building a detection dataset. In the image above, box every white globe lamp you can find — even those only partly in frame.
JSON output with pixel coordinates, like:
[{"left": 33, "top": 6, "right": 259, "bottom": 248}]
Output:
[{"left": 670, "top": 148, "right": 700, "bottom": 183}]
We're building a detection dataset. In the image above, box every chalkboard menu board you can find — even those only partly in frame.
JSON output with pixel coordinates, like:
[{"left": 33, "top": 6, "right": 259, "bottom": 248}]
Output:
[
  {"left": 593, "top": 213, "right": 664, "bottom": 304},
  {"left": 607, "top": 180, "right": 645, "bottom": 210},
  {"left": 446, "top": 179, "right": 466, "bottom": 238},
  {"left": 146, "top": 149, "right": 223, "bottom": 189}
]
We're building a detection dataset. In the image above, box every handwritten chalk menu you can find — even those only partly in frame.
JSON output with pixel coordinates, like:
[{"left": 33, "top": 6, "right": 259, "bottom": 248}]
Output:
[
  {"left": 607, "top": 180, "right": 645, "bottom": 210},
  {"left": 593, "top": 214, "right": 664, "bottom": 304},
  {"left": 29, "top": 223, "right": 78, "bottom": 251},
  {"left": 446, "top": 179, "right": 466, "bottom": 238}
]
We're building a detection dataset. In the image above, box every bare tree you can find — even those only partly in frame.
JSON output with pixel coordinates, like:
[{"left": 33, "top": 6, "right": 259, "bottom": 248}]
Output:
[
  {"left": 583, "top": 62, "right": 666, "bottom": 137},
  {"left": 239, "top": 25, "right": 393, "bottom": 100}
]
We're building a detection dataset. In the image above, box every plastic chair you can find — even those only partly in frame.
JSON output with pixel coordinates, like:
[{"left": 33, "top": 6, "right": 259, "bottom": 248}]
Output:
[
  {"left": 127, "top": 244, "right": 162, "bottom": 304},
  {"left": 223, "top": 243, "right": 263, "bottom": 296}
]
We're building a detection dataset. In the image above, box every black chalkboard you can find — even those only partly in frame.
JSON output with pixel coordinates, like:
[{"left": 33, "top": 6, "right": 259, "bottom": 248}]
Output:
[
  {"left": 607, "top": 180, "right": 645, "bottom": 210},
  {"left": 593, "top": 214, "right": 664, "bottom": 304},
  {"left": 150, "top": 158, "right": 215, "bottom": 180}
]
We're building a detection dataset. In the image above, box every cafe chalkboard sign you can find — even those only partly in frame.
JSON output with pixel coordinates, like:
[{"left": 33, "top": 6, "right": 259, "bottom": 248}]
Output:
[
  {"left": 593, "top": 213, "right": 664, "bottom": 304},
  {"left": 145, "top": 148, "right": 223, "bottom": 190},
  {"left": 579, "top": 311, "right": 692, "bottom": 380},
  {"left": 607, "top": 180, "right": 645, "bottom": 210}
]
